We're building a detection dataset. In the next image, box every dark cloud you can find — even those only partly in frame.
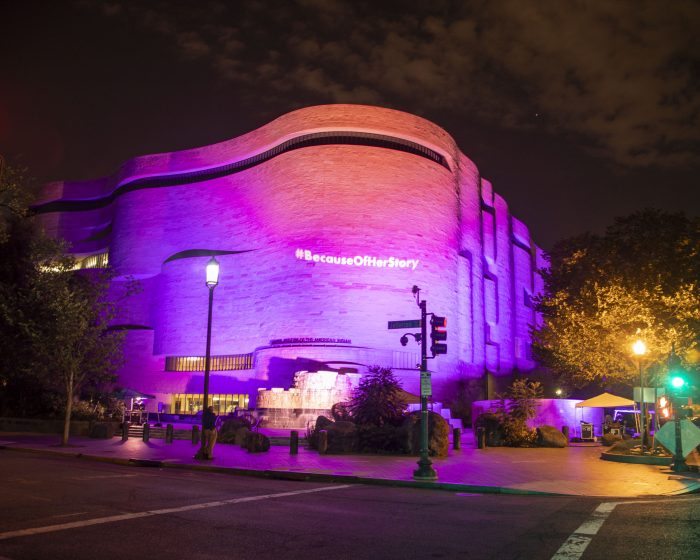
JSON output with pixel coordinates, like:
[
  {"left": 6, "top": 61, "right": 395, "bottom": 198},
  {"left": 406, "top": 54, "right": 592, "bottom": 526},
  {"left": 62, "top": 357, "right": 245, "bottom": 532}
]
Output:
[{"left": 87, "top": 0, "right": 699, "bottom": 167}]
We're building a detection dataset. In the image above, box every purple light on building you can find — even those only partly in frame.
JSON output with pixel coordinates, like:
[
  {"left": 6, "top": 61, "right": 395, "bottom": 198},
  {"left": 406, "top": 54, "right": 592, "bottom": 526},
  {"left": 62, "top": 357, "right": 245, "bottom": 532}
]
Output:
[{"left": 34, "top": 104, "right": 544, "bottom": 413}]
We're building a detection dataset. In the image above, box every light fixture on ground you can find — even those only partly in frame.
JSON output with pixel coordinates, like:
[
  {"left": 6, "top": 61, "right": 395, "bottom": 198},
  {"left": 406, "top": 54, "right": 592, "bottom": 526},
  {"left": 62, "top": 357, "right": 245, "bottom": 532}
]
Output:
[
  {"left": 632, "top": 338, "right": 647, "bottom": 454},
  {"left": 195, "top": 256, "right": 220, "bottom": 460}
]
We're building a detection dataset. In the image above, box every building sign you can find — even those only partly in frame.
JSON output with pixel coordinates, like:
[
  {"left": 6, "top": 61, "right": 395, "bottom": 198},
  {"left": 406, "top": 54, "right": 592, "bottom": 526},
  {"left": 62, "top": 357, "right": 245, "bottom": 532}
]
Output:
[
  {"left": 269, "top": 337, "right": 352, "bottom": 345},
  {"left": 295, "top": 249, "right": 419, "bottom": 271}
]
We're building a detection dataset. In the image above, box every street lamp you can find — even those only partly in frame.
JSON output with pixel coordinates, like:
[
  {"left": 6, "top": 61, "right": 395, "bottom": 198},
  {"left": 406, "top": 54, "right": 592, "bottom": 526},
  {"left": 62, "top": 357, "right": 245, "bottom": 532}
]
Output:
[
  {"left": 632, "top": 338, "right": 647, "bottom": 454},
  {"left": 195, "top": 256, "right": 219, "bottom": 460}
]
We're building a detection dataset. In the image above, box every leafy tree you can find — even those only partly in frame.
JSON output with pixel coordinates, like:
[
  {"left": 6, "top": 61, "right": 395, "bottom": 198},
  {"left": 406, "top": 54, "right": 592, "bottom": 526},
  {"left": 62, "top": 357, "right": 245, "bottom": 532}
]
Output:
[
  {"left": 0, "top": 162, "right": 131, "bottom": 444},
  {"left": 349, "top": 365, "right": 407, "bottom": 426},
  {"left": 533, "top": 209, "right": 700, "bottom": 388}
]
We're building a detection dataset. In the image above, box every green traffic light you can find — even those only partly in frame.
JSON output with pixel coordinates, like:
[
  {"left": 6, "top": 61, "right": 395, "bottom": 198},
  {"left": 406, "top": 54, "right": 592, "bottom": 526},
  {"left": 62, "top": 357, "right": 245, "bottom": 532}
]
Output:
[{"left": 670, "top": 375, "right": 686, "bottom": 389}]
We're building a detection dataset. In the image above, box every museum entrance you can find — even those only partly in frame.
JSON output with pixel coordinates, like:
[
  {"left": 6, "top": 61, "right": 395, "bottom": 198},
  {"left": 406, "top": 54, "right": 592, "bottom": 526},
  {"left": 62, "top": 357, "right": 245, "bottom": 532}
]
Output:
[{"left": 171, "top": 393, "right": 249, "bottom": 415}]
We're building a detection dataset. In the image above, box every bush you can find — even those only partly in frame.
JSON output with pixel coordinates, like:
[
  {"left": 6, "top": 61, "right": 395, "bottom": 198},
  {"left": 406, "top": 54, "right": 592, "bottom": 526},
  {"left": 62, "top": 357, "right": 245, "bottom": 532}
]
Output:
[
  {"left": 70, "top": 400, "right": 102, "bottom": 421},
  {"left": 349, "top": 366, "right": 406, "bottom": 427},
  {"left": 355, "top": 423, "right": 410, "bottom": 454},
  {"left": 496, "top": 379, "right": 542, "bottom": 447},
  {"left": 331, "top": 402, "right": 351, "bottom": 421}
]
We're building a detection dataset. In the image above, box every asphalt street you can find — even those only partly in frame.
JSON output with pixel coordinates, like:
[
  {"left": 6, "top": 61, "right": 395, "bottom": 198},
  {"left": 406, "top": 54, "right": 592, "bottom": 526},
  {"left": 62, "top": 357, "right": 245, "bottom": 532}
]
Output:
[{"left": 0, "top": 453, "right": 698, "bottom": 560}]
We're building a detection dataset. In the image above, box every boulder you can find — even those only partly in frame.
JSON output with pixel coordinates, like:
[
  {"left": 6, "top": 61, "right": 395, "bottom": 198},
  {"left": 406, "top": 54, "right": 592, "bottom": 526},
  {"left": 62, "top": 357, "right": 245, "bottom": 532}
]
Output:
[
  {"left": 536, "top": 425, "right": 568, "bottom": 448},
  {"left": 245, "top": 431, "right": 270, "bottom": 453},
  {"left": 601, "top": 432, "right": 623, "bottom": 447},
  {"left": 326, "top": 420, "right": 357, "bottom": 453},
  {"left": 315, "top": 415, "right": 334, "bottom": 431},
  {"left": 403, "top": 411, "right": 450, "bottom": 458},
  {"left": 235, "top": 427, "right": 251, "bottom": 446}
]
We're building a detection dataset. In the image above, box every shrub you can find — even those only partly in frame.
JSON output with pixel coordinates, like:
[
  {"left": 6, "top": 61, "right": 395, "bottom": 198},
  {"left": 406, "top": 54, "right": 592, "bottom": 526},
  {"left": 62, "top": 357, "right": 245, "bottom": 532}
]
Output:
[
  {"left": 331, "top": 402, "right": 351, "bottom": 421},
  {"left": 496, "top": 379, "right": 543, "bottom": 447},
  {"left": 355, "top": 423, "right": 410, "bottom": 454},
  {"left": 349, "top": 366, "right": 407, "bottom": 427}
]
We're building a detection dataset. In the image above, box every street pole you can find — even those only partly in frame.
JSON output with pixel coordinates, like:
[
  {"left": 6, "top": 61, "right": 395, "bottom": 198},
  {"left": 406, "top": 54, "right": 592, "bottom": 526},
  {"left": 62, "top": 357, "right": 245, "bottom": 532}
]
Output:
[
  {"left": 196, "top": 285, "right": 215, "bottom": 459},
  {"left": 671, "top": 396, "right": 688, "bottom": 472},
  {"left": 638, "top": 358, "right": 645, "bottom": 455},
  {"left": 195, "top": 256, "right": 219, "bottom": 460},
  {"left": 413, "top": 299, "right": 437, "bottom": 480}
]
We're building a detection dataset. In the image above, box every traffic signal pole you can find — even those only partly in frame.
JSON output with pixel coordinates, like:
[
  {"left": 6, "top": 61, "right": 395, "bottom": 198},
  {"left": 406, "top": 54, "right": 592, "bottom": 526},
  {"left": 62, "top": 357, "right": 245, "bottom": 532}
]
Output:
[
  {"left": 414, "top": 299, "right": 437, "bottom": 480},
  {"left": 671, "top": 397, "right": 688, "bottom": 472}
]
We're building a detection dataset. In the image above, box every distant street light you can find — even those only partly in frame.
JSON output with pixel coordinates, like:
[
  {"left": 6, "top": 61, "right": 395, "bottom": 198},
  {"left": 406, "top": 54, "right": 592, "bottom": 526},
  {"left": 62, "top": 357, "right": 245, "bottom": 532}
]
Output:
[
  {"left": 195, "top": 257, "right": 219, "bottom": 460},
  {"left": 632, "top": 337, "right": 647, "bottom": 454}
]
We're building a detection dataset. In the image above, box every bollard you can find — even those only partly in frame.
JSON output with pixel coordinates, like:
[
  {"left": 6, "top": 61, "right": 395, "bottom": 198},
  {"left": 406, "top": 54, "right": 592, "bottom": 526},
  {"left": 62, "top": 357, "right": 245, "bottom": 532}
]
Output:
[
  {"left": 165, "top": 424, "right": 174, "bottom": 444},
  {"left": 122, "top": 421, "right": 129, "bottom": 441},
  {"left": 290, "top": 430, "right": 299, "bottom": 455},
  {"left": 142, "top": 423, "right": 150, "bottom": 442},
  {"left": 192, "top": 425, "right": 200, "bottom": 444},
  {"left": 318, "top": 429, "right": 328, "bottom": 454},
  {"left": 477, "top": 426, "right": 486, "bottom": 449},
  {"left": 453, "top": 428, "right": 462, "bottom": 450},
  {"left": 561, "top": 425, "right": 570, "bottom": 443}
]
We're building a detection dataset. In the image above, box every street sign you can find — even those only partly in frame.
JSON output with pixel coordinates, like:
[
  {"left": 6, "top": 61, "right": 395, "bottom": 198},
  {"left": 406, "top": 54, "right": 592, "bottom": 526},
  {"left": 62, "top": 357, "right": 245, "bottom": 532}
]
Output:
[
  {"left": 388, "top": 319, "right": 421, "bottom": 330},
  {"left": 654, "top": 420, "right": 700, "bottom": 456},
  {"left": 420, "top": 371, "right": 432, "bottom": 397}
]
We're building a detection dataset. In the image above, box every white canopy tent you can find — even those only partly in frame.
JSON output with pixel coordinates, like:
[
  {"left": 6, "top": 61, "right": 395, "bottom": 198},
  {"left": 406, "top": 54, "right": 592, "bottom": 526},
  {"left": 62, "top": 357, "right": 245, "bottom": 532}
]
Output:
[
  {"left": 574, "top": 392, "right": 637, "bottom": 437},
  {"left": 575, "top": 392, "right": 636, "bottom": 409}
]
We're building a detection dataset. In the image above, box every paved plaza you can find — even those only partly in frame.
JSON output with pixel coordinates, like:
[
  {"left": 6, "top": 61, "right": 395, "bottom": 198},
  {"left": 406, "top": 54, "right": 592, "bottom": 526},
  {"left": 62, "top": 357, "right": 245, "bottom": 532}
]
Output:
[{"left": 2, "top": 430, "right": 699, "bottom": 498}]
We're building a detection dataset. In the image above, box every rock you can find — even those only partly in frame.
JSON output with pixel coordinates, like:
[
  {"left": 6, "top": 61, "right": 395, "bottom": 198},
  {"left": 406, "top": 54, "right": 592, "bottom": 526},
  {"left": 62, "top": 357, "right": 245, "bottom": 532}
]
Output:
[
  {"left": 315, "top": 416, "right": 334, "bottom": 431},
  {"left": 326, "top": 420, "right": 357, "bottom": 453},
  {"left": 245, "top": 431, "right": 270, "bottom": 453},
  {"left": 403, "top": 411, "right": 450, "bottom": 458},
  {"left": 601, "top": 432, "right": 623, "bottom": 446},
  {"left": 235, "top": 427, "right": 250, "bottom": 446},
  {"left": 536, "top": 425, "right": 568, "bottom": 448}
]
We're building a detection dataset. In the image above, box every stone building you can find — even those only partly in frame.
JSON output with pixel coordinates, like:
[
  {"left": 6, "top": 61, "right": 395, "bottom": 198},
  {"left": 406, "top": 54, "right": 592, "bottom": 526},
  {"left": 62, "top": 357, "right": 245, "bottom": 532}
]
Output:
[{"left": 34, "top": 104, "right": 544, "bottom": 413}]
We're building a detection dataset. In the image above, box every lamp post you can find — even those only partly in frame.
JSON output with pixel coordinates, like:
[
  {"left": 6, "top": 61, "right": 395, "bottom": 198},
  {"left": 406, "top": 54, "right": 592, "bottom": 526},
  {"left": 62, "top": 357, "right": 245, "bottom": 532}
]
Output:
[
  {"left": 632, "top": 338, "right": 647, "bottom": 454},
  {"left": 195, "top": 256, "right": 219, "bottom": 460},
  {"left": 412, "top": 287, "right": 437, "bottom": 481}
]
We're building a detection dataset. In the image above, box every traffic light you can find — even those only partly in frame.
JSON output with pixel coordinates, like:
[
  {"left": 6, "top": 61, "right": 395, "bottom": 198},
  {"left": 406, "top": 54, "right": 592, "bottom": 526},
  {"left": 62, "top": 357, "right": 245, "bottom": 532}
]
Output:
[
  {"left": 668, "top": 371, "right": 689, "bottom": 395},
  {"left": 657, "top": 395, "right": 672, "bottom": 423},
  {"left": 430, "top": 315, "right": 447, "bottom": 356}
]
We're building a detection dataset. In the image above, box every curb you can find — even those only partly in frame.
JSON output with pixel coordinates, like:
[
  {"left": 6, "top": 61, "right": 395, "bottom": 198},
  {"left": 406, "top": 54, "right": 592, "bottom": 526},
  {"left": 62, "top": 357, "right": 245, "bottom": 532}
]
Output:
[
  {"left": 600, "top": 451, "right": 673, "bottom": 466},
  {"left": 1, "top": 443, "right": 562, "bottom": 497},
  {"left": 3, "top": 443, "right": 697, "bottom": 498}
]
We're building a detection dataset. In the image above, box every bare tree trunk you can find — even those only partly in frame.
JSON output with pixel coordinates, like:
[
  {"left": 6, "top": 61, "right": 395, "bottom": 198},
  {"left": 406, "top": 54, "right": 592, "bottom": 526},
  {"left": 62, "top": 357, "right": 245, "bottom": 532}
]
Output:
[{"left": 62, "top": 371, "right": 74, "bottom": 446}]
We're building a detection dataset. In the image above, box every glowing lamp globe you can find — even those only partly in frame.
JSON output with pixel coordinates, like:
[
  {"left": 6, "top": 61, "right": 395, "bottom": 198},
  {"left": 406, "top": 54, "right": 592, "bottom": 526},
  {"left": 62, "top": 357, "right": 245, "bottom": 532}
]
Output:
[
  {"left": 205, "top": 257, "right": 220, "bottom": 287},
  {"left": 632, "top": 339, "right": 647, "bottom": 356}
]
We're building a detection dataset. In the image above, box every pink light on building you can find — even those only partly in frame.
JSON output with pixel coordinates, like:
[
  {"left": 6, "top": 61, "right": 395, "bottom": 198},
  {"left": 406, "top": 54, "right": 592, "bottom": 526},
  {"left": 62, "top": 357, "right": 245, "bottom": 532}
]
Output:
[{"left": 34, "top": 105, "right": 544, "bottom": 412}]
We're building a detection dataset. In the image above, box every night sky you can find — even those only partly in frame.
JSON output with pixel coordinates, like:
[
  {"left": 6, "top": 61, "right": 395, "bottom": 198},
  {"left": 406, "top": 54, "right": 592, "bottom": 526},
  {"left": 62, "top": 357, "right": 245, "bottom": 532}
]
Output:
[{"left": 1, "top": 0, "right": 698, "bottom": 249}]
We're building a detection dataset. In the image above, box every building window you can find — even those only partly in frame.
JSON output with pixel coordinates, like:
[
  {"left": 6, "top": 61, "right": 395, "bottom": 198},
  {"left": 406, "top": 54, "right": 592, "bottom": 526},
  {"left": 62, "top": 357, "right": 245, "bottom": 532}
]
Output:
[
  {"left": 78, "top": 251, "right": 109, "bottom": 269},
  {"left": 172, "top": 393, "right": 249, "bottom": 414},
  {"left": 165, "top": 353, "right": 254, "bottom": 372}
]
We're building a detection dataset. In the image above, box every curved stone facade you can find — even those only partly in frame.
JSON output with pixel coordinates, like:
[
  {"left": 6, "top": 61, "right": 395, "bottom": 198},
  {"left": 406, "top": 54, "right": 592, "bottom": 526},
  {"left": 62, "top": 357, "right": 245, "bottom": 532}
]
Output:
[{"left": 35, "top": 104, "right": 545, "bottom": 411}]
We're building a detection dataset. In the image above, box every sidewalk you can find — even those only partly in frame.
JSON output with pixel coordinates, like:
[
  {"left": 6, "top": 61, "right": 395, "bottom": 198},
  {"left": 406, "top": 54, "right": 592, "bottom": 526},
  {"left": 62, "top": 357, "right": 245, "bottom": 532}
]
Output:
[{"left": 1, "top": 431, "right": 699, "bottom": 498}]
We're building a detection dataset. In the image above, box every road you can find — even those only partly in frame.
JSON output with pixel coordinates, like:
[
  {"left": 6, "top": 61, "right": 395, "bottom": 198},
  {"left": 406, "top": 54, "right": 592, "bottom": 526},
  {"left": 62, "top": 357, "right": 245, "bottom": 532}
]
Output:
[{"left": 0, "top": 452, "right": 698, "bottom": 560}]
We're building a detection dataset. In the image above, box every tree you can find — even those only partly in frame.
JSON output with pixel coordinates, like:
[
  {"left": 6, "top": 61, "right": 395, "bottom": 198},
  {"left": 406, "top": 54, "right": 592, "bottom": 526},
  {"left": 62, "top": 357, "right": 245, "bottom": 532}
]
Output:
[
  {"left": 349, "top": 365, "right": 407, "bottom": 426},
  {"left": 532, "top": 209, "right": 700, "bottom": 389},
  {"left": 0, "top": 162, "right": 130, "bottom": 444}
]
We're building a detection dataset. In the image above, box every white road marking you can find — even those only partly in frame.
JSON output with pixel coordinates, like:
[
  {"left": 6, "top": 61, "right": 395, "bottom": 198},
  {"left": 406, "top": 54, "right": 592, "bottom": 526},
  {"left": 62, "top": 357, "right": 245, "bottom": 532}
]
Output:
[
  {"left": 0, "top": 485, "right": 352, "bottom": 541},
  {"left": 551, "top": 502, "right": 619, "bottom": 559},
  {"left": 551, "top": 497, "right": 700, "bottom": 559}
]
